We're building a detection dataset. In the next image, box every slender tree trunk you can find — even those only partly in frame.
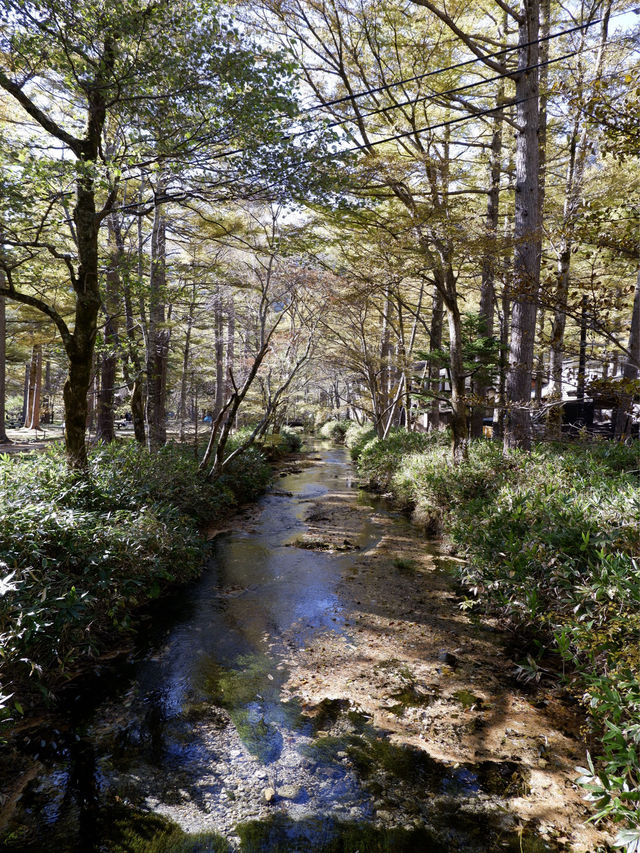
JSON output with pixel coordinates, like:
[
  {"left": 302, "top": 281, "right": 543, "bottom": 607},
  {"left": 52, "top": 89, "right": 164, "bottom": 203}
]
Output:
[
  {"left": 614, "top": 268, "right": 640, "bottom": 438},
  {"left": 22, "top": 363, "right": 29, "bottom": 427},
  {"left": 428, "top": 284, "right": 443, "bottom": 431},
  {"left": 96, "top": 247, "right": 120, "bottom": 441},
  {"left": 0, "top": 292, "right": 9, "bottom": 443},
  {"left": 86, "top": 364, "right": 96, "bottom": 434},
  {"left": 495, "top": 234, "right": 512, "bottom": 441},
  {"left": 63, "top": 177, "right": 102, "bottom": 467},
  {"left": 26, "top": 344, "right": 42, "bottom": 430},
  {"left": 504, "top": 0, "right": 541, "bottom": 452},
  {"left": 226, "top": 293, "right": 235, "bottom": 398},
  {"left": 379, "top": 287, "right": 391, "bottom": 423},
  {"left": 146, "top": 187, "right": 168, "bottom": 452},
  {"left": 447, "top": 304, "right": 469, "bottom": 462},
  {"left": 534, "top": 308, "right": 546, "bottom": 403},
  {"left": 471, "top": 90, "right": 503, "bottom": 438},
  {"left": 577, "top": 295, "right": 588, "bottom": 402},
  {"left": 179, "top": 284, "right": 196, "bottom": 442},
  {"left": 44, "top": 359, "right": 52, "bottom": 423},
  {"left": 548, "top": 6, "right": 610, "bottom": 438},
  {"left": 213, "top": 289, "right": 225, "bottom": 420},
  {"left": 115, "top": 216, "right": 146, "bottom": 446}
]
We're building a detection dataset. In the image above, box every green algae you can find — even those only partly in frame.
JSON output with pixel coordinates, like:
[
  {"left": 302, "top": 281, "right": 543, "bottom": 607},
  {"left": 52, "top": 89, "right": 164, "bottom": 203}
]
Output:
[
  {"left": 235, "top": 814, "right": 446, "bottom": 853},
  {"left": 453, "top": 689, "right": 482, "bottom": 710}
]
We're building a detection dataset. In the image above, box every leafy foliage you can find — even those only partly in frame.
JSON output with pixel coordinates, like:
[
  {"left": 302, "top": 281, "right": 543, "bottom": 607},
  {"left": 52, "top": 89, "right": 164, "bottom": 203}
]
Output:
[
  {"left": 0, "top": 441, "right": 271, "bottom": 730},
  {"left": 319, "top": 420, "right": 351, "bottom": 443},
  {"left": 344, "top": 423, "right": 376, "bottom": 459}
]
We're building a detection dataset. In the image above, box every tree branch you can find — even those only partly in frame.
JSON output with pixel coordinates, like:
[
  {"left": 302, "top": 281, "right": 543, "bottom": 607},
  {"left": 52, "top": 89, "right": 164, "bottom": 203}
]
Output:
[{"left": 0, "top": 70, "right": 84, "bottom": 156}]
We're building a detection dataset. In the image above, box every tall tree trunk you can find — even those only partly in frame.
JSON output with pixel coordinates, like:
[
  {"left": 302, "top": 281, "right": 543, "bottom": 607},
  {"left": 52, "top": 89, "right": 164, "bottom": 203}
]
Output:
[
  {"left": 22, "top": 362, "right": 29, "bottom": 427},
  {"left": 179, "top": 284, "right": 196, "bottom": 442},
  {"left": 577, "top": 294, "right": 588, "bottom": 402},
  {"left": 114, "top": 215, "right": 147, "bottom": 446},
  {"left": 226, "top": 293, "right": 235, "bottom": 399},
  {"left": 534, "top": 307, "right": 546, "bottom": 403},
  {"left": 213, "top": 289, "right": 225, "bottom": 420},
  {"left": 447, "top": 303, "right": 469, "bottom": 462},
  {"left": 471, "top": 89, "right": 503, "bottom": 438},
  {"left": 614, "top": 268, "right": 640, "bottom": 438},
  {"left": 86, "top": 363, "right": 96, "bottom": 434},
  {"left": 26, "top": 344, "right": 42, "bottom": 430},
  {"left": 44, "top": 359, "right": 52, "bottom": 423},
  {"left": 146, "top": 187, "right": 168, "bottom": 452},
  {"left": 503, "top": 0, "right": 541, "bottom": 452},
  {"left": 428, "top": 284, "right": 443, "bottom": 431},
  {"left": 63, "top": 176, "right": 102, "bottom": 467},
  {"left": 0, "top": 293, "right": 9, "bottom": 443},
  {"left": 379, "top": 286, "right": 392, "bottom": 424},
  {"left": 96, "top": 247, "right": 120, "bottom": 442},
  {"left": 548, "top": 5, "right": 610, "bottom": 438}
]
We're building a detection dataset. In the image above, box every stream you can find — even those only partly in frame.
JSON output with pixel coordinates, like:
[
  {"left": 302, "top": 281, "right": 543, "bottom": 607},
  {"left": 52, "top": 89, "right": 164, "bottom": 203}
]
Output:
[{"left": 1, "top": 446, "right": 601, "bottom": 852}]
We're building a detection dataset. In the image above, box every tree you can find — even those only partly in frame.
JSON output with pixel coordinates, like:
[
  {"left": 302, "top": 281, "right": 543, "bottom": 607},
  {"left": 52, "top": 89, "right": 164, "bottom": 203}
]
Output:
[{"left": 0, "top": 0, "right": 305, "bottom": 466}]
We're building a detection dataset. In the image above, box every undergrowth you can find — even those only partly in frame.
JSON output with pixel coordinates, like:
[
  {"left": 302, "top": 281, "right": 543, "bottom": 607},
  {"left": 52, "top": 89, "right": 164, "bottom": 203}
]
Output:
[
  {"left": 353, "top": 429, "right": 640, "bottom": 847},
  {"left": 0, "top": 440, "right": 272, "bottom": 732},
  {"left": 319, "top": 419, "right": 351, "bottom": 443}
]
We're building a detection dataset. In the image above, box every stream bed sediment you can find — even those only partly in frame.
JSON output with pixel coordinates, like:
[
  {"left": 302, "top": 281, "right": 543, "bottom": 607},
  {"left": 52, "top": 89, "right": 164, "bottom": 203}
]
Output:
[{"left": 0, "top": 445, "right": 612, "bottom": 852}]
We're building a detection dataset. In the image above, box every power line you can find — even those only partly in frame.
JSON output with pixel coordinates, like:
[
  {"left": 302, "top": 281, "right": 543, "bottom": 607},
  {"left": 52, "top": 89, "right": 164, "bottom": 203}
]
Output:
[
  {"left": 115, "top": 8, "right": 636, "bottom": 180},
  {"left": 318, "top": 49, "right": 582, "bottom": 132},
  {"left": 298, "top": 7, "right": 637, "bottom": 115}
]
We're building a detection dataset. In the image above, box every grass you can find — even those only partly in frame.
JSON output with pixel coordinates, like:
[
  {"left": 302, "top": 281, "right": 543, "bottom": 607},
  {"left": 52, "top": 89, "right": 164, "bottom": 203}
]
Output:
[
  {"left": 0, "top": 439, "right": 272, "bottom": 732},
  {"left": 352, "top": 428, "right": 640, "bottom": 847}
]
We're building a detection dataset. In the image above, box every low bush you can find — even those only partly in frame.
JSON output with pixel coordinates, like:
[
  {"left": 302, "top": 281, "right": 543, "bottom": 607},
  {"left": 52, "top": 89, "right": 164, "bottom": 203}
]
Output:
[
  {"left": 344, "top": 423, "right": 376, "bottom": 459},
  {"left": 356, "top": 429, "right": 445, "bottom": 491},
  {"left": 319, "top": 419, "right": 350, "bottom": 443},
  {"left": 0, "top": 440, "right": 272, "bottom": 729},
  {"left": 353, "top": 433, "right": 640, "bottom": 846},
  {"left": 279, "top": 427, "right": 303, "bottom": 454}
]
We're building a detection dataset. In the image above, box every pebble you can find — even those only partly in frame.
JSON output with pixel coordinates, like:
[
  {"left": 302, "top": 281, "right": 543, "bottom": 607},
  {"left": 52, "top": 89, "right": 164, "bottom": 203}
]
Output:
[{"left": 262, "top": 787, "right": 276, "bottom": 803}]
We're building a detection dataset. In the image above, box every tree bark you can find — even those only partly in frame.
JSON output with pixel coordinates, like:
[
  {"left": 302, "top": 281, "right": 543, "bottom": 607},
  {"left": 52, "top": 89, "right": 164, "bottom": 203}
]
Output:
[
  {"left": 428, "top": 284, "right": 443, "bottom": 431},
  {"left": 614, "top": 268, "right": 640, "bottom": 439},
  {"left": 115, "top": 215, "right": 147, "bottom": 446},
  {"left": 25, "top": 344, "right": 42, "bottom": 430},
  {"left": 548, "top": 5, "right": 610, "bottom": 438},
  {"left": 503, "top": 0, "right": 542, "bottom": 453},
  {"left": 0, "top": 291, "right": 10, "bottom": 443},
  {"left": 213, "top": 288, "right": 225, "bottom": 420},
  {"left": 471, "top": 91, "right": 503, "bottom": 438},
  {"left": 145, "top": 187, "right": 169, "bottom": 452},
  {"left": 178, "top": 284, "right": 196, "bottom": 442},
  {"left": 96, "top": 249, "right": 120, "bottom": 442},
  {"left": 448, "top": 304, "right": 469, "bottom": 462},
  {"left": 22, "top": 363, "right": 29, "bottom": 427}
]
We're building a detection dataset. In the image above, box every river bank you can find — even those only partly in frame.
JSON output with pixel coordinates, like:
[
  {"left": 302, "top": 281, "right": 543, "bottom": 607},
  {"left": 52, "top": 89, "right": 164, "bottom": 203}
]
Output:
[{"left": 1, "top": 444, "right": 612, "bottom": 851}]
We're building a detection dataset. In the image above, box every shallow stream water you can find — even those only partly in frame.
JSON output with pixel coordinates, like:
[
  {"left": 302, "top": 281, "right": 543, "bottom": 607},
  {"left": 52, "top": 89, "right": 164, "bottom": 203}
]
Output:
[{"left": 3, "top": 446, "right": 560, "bottom": 853}]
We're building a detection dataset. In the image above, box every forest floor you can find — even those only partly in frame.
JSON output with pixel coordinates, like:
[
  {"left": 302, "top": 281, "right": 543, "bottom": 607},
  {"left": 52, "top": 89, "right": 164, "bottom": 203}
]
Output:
[
  {"left": 0, "top": 424, "right": 65, "bottom": 452},
  {"left": 275, "top": 460, "right": 613, "bottom": 852}
]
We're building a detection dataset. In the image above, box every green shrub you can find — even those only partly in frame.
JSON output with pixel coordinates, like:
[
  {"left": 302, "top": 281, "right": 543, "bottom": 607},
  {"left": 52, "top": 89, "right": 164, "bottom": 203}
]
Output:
[
  {"left": 279, "top": 427, "right": 303, "bottom": 454},
  {"left": 357, "top": 430, "right": 442, "bottom": 491},
  {"left": 353, "top": 432, "right": 640, "bottom": 844},
  {"left": 344, "top": 423, "right": 376, "bottom": 459},
  {"left": 319, "top": 419, "right": 350, "bottom": 443},
  {"left": 0, "top": 440, "right": 272, "bottom": 729}
]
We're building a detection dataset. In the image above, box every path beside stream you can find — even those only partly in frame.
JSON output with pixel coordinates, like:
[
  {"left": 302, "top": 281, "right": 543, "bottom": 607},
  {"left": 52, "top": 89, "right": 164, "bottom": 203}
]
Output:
[{"left": 1, "top": 445, "right": 611, "bottom": 852}]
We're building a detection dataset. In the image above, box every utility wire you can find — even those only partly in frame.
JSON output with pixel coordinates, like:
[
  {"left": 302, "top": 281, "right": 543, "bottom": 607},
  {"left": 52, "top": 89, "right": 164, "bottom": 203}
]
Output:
[
  {"left": 311, "top": 48, "right": 583, "bottom": 133},
  {"left": 115, "top": 8, "right": 637, "bottom": 179},
  {"left": 297, "top": 6, "right": 638, "bottom": 114}
]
